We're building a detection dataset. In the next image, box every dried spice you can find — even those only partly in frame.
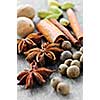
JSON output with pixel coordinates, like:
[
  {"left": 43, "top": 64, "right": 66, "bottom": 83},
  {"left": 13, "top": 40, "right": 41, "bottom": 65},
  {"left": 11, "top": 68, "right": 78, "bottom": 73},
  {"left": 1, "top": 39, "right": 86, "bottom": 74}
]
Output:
[
  {"left": 24, "top": 42, "right": 63, "bottom": 65},
  {"left": 17, "top": 38, "right": 37, "bottom": 54},
  {"left": 60, "top": 18, "right": 70, "bottom": 26},
  {"left": 17, "top": 33, "right": 43, "bottom": 54},
  {"left": 37, "top": 19, "right": 67, "bottom": 43},
  {"left": 56, "top": 82, "right": 70, "bottom": 96},
  {"left": 48, "top": 6, "right": 63, "bottom": 15},
  {"left": 48, "top": 0, "right": 61, "bottom": 7},
  {"left": 17, "top": 61, "right": 54, "bottom": 89},
  {"left": 17, "top": 4, "right": 35, "bottom": 19},
  {"left": 45, "top": 14, "right": 61, "bottom": 20},
  {"left": 66, "top": 9, "right": 83, "bottom": 42},
  {"left": 26, "top": 32, "right": 43, "bottom": 45},
  {"left": 61, "top": 2, "right": 74, "bottom": 10},
  {"left": 38, "top": 10, "right": 53, "bottom": 19},
  {"left": 49, "top": 19, "right": 79, "bottom": 45}
]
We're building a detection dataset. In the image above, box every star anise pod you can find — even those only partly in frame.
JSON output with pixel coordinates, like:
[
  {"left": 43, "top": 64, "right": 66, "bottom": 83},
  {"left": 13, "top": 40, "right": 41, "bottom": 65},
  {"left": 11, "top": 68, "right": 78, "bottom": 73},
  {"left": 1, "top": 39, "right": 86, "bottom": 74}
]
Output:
[
  {"left": 26, "top": 32, "right": 43, "bottom": 45},
  {"left": 17, "top": 33, "right": 43, "bottom": 54},
  {"left": 17, "top": 61, "right": 54, "bottom": 89},
  {"left": 24, "top": 42, "right": 63, "bottom": 65},
  {"left": 17, "top": 38, "right": 37, "bottom": 54}
]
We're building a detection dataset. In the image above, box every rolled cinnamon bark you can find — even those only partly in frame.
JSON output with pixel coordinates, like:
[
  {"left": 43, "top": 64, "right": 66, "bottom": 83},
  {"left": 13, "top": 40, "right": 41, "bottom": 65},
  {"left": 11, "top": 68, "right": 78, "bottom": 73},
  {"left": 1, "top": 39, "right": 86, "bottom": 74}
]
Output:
[
  {"left": 66, "top": 8, "right": 83, "bottom": 41},
  {"left": 36, "top": 19, "right": 67, "bottom": 43},
  {"left": 49, "top": 19, "right": 79, "bottom": 45}
]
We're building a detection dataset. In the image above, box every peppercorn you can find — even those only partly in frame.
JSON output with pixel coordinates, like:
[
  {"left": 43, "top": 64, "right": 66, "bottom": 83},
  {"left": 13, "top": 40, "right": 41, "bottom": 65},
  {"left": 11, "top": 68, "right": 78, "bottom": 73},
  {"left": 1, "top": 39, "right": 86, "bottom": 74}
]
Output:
[
  {"left": 66, "top": 65, "right": 80, "bottom": 78},
  {"left": 71, "top": 60, "right": 80, "bottom": 68},
  {"left": 80, "top": 54, "right": 83, "bottom": 63},
  {"left": 64, "top": 59, "right": 72, "bottom": 66},
  {"left": 56, "top": 82, "right": 70, "bottom": 96},
  {"left": 80, "top": 47, "right": 83, "bottom": 53},
  {"left": 61, "top": 41, "right": 72, "bottom": 50},
  {"left": 50, "top": 77, "right": 62, "bottom": 90},
  {"left": 60, "top": 50, "right": 72, "bottom": 61},
  {"left": 73, "top": 51, "right": 82, "bottom": 60},
  {"left": 58, "top": 64, "right": 68, "bottom": 75}
]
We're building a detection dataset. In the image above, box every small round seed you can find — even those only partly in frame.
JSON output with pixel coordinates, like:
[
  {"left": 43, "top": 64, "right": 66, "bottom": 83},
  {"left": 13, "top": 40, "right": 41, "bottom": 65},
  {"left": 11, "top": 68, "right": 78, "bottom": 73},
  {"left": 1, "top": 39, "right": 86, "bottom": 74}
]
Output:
[
  {"left": 61, "top": 41, "right": 72, "bottom": 50},
  {"left": 80, "top": 55, "right": 83, "bottom": 63},
  {"left": 56, "top": 82, "right": 70, "bottom": 96},
  {"left": 50, "top": 77, "right": 62, "bottom": 90},
  {"left": 67, "top": 65, "right": 80, "bottom": 78},
  {"left": 73, "top": 51, "right": 82, "bottom": 60},
  {"left": 60, "top": 50, "right": 72, "bottom": 61},
  {"left": 80, "top": 47, "right": 83, "bottom": 53},
  {"left": 64, "top": 59, "right": 73, "bottom": 66},
  {"left": 58, "top": 64, "right": 68, "bottom": 75},
  {"left": 71, "top": 60, "right": 80, "bottom": 68}
]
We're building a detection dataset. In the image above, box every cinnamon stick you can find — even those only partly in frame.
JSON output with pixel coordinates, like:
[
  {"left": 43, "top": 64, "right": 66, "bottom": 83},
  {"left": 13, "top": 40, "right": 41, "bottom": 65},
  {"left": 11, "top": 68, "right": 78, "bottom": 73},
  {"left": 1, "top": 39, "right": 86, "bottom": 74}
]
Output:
[
  {"left": 49, "top": 19, "right": 79, "bottom": 45},
  {"left": 36, "top": 19, "right": 67, "bottom": 43},
  {"left": 66, "top": 8, "right": 83, "bottom": 41}
]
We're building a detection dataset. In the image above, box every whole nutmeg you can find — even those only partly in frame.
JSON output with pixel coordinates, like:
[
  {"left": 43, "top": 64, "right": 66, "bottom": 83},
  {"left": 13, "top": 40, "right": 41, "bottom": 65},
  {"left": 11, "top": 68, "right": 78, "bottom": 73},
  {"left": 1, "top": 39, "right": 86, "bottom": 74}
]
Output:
[
  {"left": 73, "top": 51, "right": 82, "bottom": 60},
  {"left": 17, "top": 17, "right": 34, "bottom": 38},
  {"left": 67, "top": 65, "right": 80, "bottom": 78},
  {"left": 64, "top": 59, "right": 72, "bottom": 66},
  {"left": 56, "top": 82, "right": 70, "bottom": 96},
  {"left": 61, "top": 41, "right": 72, "bottom": 50},
  {"left": 58, "top": 64, "right": 68, "bottom": 75},
  {"left": 17, "top": 4, "right": 35, "bottom": 19},
  {"left": 71, "top": 60, "right": 80, "bottom": 68},
  {"left": 50, "top": 77, "right": 62, "bottom": 90},
  {"left": 60, "top": 51, "right": 72, "bottom": 61},
  {"left": 80, "top": 55, "right": 83, "bottom": 63},
  {"left": 80, "top": 47, "right": 83, "bottom": 53}
]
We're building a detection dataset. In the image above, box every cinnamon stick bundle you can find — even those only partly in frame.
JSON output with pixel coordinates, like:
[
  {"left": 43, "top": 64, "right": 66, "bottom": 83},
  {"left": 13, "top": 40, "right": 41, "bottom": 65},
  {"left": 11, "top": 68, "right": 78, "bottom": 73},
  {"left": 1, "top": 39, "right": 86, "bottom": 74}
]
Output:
[
  {"left": 49, "top": 19, "right": 79, "bottom": 45},
  {"left": 37, "top": 19, "right": 67, "bottom": 43},
  {"left": 66, "top": 8, "right": 83, "bottom": 41}
]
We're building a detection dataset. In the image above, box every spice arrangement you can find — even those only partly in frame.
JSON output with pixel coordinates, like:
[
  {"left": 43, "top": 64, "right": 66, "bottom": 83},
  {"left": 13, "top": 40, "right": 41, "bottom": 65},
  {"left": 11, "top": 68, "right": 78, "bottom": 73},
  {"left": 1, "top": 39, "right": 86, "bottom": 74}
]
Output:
[{"left": 17, "top": 0, "right": 83, "bottom": 97}]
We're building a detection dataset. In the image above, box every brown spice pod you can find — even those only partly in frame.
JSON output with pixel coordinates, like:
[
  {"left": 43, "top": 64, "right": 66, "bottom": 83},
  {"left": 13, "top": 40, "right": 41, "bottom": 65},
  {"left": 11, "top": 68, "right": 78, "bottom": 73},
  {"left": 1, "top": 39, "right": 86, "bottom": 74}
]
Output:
[
  {"left": 49, "top": 19, "right": 79, "bottom": 45},
  {"left": 66, "top": 9, "right": 83, "bottom": 42},
  {"left": 36, "top": 19, "right": 67, "bottom": 43}
]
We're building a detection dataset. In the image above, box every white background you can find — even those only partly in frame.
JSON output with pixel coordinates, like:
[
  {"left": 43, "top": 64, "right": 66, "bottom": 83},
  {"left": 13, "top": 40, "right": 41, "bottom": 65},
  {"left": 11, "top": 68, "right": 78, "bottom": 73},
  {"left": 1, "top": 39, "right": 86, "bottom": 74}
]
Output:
[{"left": 0, "top": 0, "right": 100, "bottom": 100}]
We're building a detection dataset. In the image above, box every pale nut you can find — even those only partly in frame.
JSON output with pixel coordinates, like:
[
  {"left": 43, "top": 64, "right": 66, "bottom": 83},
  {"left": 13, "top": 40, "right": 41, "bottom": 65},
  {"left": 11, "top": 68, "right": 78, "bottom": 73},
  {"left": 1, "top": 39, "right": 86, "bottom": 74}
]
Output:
[
  {"left": 61, "top": 41, "right": 72, "bottom": 50},
  {"left": 73, "top": 51, "right": 82, "bottom": 60},
  {"left": 17, "top": 4, "right": 35, "bottom": 19},
  {"left": 17, "top": 17, "right": 34, "bottom": 38},
  {"left": 50, "top": 77, "right": 62, "bottom": 90},
  {"left": 67, "top": 65, "right": 80, "bottom": 78},
  {"left": 71, "top": 60, "right": 80, "bottom": 68},
  {"left": 58, "top": 64, "right": 68, "bottom": 75},
  {"left": 60, "top": 51, "right": 72, "bottom": 61},
  {"left": 56, "top": 82, "right": 70, "bottom": 96},
  {"left": 64, "top": 59, "right": 72, "bottom": 66}
]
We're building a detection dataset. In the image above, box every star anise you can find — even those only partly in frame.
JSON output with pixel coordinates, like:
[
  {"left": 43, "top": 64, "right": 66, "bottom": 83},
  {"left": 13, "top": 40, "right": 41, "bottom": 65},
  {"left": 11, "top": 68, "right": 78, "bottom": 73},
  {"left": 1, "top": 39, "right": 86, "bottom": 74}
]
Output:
[
  {"left": 24, "top": 42, "right": 63, "bottom": 65},
  {"left": 17, "top": 38, "right": 37, "bottom": 54},
  {"left": 26, "top": 32, "right": 43, "bottom": 45},
  {"left": 17, "top": 33, "right": 43, "bottom": 54},
  {"left": 17, "top": 61, "right": 54, "bottom": 89}
]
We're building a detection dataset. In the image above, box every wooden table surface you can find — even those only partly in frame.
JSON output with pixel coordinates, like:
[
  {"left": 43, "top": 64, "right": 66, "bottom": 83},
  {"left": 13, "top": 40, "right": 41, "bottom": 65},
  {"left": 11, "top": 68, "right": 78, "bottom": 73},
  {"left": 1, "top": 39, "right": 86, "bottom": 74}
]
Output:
[{"left": 17, "top": 0, "right": 83, "bottom": 100}]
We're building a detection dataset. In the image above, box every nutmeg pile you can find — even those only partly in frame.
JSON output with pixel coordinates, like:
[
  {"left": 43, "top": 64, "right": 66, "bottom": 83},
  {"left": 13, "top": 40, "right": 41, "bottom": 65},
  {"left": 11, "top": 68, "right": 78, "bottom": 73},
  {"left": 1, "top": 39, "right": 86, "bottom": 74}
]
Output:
[
  {"left": 17, "top": 4, "right": 35, "bottom": 38},
  {"left": 17, "top": 0, "right": 83, "bottom": 97}
]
